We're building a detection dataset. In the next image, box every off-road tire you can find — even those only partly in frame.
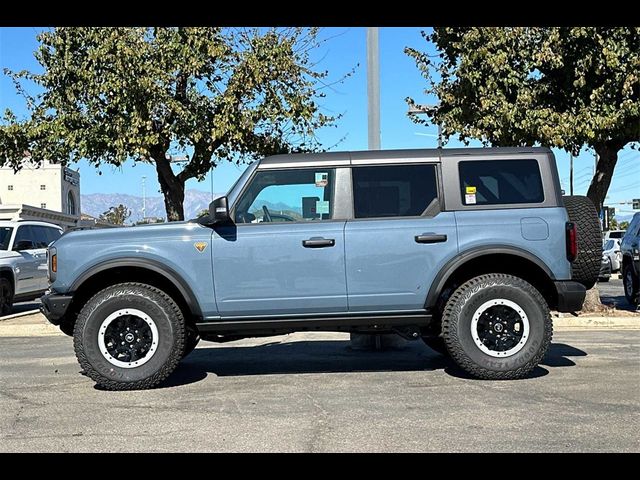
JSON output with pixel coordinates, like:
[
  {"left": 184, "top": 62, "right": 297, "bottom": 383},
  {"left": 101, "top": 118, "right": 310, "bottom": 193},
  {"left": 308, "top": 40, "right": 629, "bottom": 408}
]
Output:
[
  {"left": 623, "top": 263, "right": 640, "bottom": 308},
  {"left": 182, "top": 324, "right": 201, "bottom": 359},
  {"left": 422, "top": 336, "right": 450, "bottom": 357},
  {"left": 563, "top": 195, "right": 602, "bottom": 290},
  {"left": 442, "top": 274, "right": 552, "bottom": 380},
  {"left": 73, "top": 282, "right": 185, "bottom": 391},
  {"left": 0, "top": 277, "right": 13, "bottom": 316}
]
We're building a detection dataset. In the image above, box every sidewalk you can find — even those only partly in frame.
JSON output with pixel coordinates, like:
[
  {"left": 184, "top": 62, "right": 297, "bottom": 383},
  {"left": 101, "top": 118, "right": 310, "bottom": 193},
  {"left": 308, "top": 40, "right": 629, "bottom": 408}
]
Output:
[{"left": 0, "top": 310, "right": 638, "bottom": 338}]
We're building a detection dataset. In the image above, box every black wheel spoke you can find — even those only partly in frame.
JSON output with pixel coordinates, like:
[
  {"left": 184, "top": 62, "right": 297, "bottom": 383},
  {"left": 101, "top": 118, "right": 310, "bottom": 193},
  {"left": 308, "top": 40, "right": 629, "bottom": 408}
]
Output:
[
  {"left": 103, "top": 314, "right": 154, "bottom": 364},
  {"left": 476, "top": 304, "right": 525, "bottom": 354}
]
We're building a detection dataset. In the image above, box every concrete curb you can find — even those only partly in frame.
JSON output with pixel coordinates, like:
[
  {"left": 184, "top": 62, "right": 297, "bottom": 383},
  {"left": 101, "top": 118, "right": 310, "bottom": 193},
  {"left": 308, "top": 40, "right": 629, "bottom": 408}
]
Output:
[
  {"left": 0, "top": 309, "right": 41, "bottom": 322},
  {"left": 553, "top": 316, "right": 640, "bottom": 330}
]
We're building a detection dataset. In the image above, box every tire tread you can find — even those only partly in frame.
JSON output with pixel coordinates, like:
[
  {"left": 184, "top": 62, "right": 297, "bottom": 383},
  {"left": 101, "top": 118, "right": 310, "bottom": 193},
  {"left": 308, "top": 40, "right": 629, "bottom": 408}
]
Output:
[
  {"left": 442, "top": 273, "right": 553, "bottom": 380},
  {"left": 73, "top": 282, "right": 185, "bottom": 391}
]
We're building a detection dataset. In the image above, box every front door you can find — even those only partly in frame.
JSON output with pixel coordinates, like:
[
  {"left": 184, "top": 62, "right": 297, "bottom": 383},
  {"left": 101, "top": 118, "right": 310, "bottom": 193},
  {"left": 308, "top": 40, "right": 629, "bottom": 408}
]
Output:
[
  {"left": 212, "top": 167, "right": 348, "bottom": 317},
  {"left": 345, "top": 163, "right": 458, "bottom": 312}
]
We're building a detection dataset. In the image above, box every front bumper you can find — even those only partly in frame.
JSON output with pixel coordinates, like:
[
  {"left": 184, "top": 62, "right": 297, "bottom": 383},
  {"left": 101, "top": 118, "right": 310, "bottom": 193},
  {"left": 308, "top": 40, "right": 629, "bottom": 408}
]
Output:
[
  {"left": 40, "top": 291, "right": 73, "bottom": 325},
  {"left": 554, "top": 281, "right": 586, "bottom": 312}
]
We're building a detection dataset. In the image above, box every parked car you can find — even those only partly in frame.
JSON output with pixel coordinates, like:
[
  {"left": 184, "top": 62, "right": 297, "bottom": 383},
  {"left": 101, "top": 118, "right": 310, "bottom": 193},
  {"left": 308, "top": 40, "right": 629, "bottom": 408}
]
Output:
[
  {"left": 621, "top": 213, "right": 640, "bottom": 308},
  {"left": 0, "top": 221, "right": 63, "bottom": 314},
  {"left": 41, "top": 147, "right": 602, "bottom": 390},
  {"left": 603, "top": 238, "right": 622, "bottom": 272},
  {"left": 598, "top": 254, "right": 612, "bottom": 282}
]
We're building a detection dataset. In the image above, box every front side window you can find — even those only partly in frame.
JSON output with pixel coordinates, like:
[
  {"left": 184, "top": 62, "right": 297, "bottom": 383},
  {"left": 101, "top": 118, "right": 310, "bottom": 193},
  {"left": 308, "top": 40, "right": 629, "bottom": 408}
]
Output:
[
  {"left": 13, "top": 226, "right": 35, "bottom": 250},
  {"left": 235, "top": 168, "right": 335, "bottom": 224},
  {"left": 459, "top": 159, "right": 544, "bottom": 206},
  {"left": 352, "top": 164, "right": 438, "bottom": 218},
  {"left": 0, "top": 227, "right": 13, "bottom": 250}
]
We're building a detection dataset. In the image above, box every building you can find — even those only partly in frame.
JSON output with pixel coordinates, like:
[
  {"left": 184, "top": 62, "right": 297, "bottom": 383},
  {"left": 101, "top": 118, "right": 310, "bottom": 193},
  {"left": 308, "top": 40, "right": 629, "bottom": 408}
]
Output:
[{"left": 0, "top": 158, "right": 81, "bottom": 230}]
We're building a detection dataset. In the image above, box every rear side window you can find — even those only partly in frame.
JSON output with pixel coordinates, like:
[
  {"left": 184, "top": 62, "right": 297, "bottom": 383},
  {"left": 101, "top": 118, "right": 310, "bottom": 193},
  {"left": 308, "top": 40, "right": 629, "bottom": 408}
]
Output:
[
  {"left": 43, "top": 227, "right": 62, "bottom": 245},
  {"left": 352, "top": 164, "right": 438, "bottom": 218},
  {"left": 459, "top": 159, "right": 544, "bottom": 206},
  {"left": 30, "top": 226, "right": 52, "bottom": 248}
]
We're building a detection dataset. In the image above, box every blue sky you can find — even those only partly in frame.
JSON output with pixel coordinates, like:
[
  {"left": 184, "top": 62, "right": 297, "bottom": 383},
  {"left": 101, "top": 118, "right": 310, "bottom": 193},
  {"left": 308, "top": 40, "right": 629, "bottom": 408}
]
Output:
[{"left": 1, "top": 27, "right": 638, "bottom": 217}]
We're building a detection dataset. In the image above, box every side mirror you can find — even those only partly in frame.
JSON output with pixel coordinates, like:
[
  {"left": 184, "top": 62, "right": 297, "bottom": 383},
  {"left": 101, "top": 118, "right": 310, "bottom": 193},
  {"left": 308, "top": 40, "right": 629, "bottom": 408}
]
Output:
[
  {"left": 209, "top": 196, "right": 231, "bottom": 224},
  {"left": 13, "top": 240, "right": 34, "bottom": 251}
]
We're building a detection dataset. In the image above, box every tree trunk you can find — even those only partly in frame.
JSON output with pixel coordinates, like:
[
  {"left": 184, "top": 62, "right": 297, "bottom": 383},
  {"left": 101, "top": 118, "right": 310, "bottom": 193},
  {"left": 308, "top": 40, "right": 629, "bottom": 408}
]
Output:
[
  {"left": 153, "top": 149, "right": 186, "bottom": 222},
  {"left": 586, "top": 143, "right": 621, "bottom": 213}
]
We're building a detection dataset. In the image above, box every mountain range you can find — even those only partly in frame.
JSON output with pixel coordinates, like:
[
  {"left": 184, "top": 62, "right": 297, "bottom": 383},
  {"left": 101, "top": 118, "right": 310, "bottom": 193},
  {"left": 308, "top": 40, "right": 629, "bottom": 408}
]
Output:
[
  {"left": 81, "top": 190, "right": 300, "bottom": 223},
  {"left": 81, "top": 190, "right": 220, "bottom": 223}
]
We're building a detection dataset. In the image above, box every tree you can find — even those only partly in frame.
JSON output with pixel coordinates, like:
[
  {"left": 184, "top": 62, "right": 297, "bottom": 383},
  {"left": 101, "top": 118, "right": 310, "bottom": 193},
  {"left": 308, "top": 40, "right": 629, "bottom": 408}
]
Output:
[
  {"left": 620, "top": 221, "right": 630, "bottom": 230},
  {"left": 406, "top": 27, "right": 640, "bottom": 211},
  {"left": 100, "top": 204, "right": 131, "bottom": 225},
  {"left": 1, "top": 27, "right": 343, "bottom": 221}
]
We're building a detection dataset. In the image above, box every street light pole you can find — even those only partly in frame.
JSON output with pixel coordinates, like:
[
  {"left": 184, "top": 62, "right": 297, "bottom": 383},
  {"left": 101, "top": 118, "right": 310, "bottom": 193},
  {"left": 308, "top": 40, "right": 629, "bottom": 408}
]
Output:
[
  {"left": 142, "top": 176, "right": 146, "bottom": 220},
  {"left": 570, "top": 153, "right": 574, "bottom": 195},
  {"left": 367, "top": 27, "right": 381, "bottom": 150}
]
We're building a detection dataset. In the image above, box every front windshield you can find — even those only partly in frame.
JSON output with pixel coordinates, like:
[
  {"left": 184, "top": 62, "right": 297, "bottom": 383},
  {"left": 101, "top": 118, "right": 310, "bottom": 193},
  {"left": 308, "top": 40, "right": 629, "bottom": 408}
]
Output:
[
  {"left": 226, "top": 161, "right": 258, "bottom": 208},
  {"left": 0, "top": 227, "right": 13, "bottom": 250},
  {"left": 604, "top": 239, "right": 615, "bottom": 250}
]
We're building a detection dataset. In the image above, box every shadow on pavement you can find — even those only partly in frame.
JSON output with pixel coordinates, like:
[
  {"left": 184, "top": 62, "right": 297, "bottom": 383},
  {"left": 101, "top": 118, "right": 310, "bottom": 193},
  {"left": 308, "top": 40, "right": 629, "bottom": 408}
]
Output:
[{"left": 158, "top": 340, "right": 588, "bottom": 389}]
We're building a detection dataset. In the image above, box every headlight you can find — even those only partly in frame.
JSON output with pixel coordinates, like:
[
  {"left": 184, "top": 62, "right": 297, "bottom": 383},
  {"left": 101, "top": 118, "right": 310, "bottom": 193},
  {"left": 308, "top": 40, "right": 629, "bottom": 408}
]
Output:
[{"left": 48, "top": 247, "right": 57, "bottom": 282}]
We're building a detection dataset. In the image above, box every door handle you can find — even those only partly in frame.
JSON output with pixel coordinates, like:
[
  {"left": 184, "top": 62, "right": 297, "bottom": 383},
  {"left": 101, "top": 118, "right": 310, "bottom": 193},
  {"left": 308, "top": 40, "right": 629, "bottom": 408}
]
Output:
[
  {"left": 415, "top": 233, "right": 448, "bottom": 244},
  {"left": 302, "top": 237, "right": 335, "bottom": 248}
]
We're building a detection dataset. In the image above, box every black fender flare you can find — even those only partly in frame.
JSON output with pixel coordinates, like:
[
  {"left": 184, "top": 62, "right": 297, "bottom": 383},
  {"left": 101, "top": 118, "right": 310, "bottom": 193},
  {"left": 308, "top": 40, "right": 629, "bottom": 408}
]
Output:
[
  {"left": 70, "top": 258, "right": 202, "bottom": 317},
  {"left": 425, "top": 245, "right": 556, "bottom": 309}
]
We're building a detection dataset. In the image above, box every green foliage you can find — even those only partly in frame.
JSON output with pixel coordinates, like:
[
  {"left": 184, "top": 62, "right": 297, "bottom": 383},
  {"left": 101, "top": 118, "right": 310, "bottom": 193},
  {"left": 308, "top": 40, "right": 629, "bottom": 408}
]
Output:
[
  {"left": 99, "top": 204, "right": 131, "bottom": 225},
  {"left": 1, "top": 27, "right": 344, "bottom": 220},
  {"left": 619, "top": 221, "right": 630, "bottom": 230},
  {"left": 406, "top": 27, "right": 640, "bottom": 209}
]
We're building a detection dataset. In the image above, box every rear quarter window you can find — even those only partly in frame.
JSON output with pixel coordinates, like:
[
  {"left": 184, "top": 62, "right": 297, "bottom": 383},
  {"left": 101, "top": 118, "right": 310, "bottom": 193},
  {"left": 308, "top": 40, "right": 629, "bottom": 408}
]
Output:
[{"left": 459, "top": 159, "right": 544, "bottom": 206}]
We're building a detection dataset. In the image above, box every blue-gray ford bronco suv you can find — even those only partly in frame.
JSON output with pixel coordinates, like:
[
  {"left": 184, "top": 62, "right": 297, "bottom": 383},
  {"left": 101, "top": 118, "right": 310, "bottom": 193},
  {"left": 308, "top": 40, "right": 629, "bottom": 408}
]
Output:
[{"left": 41, "top": 147, "right": 602, "bottom": 390}]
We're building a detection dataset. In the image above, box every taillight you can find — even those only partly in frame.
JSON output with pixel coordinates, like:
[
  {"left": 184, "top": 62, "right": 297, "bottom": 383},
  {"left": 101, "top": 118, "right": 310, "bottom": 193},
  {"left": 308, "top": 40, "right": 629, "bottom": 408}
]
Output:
[{"left": 566, "top": 222, "right": 577, "bottom": 262}]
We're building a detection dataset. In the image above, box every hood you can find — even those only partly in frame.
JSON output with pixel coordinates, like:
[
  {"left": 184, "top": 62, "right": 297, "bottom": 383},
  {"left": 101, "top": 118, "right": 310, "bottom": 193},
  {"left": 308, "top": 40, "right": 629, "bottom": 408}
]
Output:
[
  {"left": 0, "top": 249, "right": 18, "bottom": 260},
  {"left": 55, "top": 221, "right": 208, "bottom": 247}
]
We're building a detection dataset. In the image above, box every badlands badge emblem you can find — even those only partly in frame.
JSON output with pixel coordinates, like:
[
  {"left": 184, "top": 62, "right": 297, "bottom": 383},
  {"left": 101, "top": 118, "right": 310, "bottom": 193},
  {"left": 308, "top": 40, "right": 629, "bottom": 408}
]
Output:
[{"left": 194, "top": 242, "right": 208, "bottom": 253}]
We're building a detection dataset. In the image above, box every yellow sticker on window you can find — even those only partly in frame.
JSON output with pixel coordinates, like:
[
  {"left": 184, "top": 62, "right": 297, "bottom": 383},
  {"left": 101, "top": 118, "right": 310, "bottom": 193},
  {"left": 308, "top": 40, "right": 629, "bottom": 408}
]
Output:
[{"left": 466, "top": 186, "right": 477, "bottom": 194}]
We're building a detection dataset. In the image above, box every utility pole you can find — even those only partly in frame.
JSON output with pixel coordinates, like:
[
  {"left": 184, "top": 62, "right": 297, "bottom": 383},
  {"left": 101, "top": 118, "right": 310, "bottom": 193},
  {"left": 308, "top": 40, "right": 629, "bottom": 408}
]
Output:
[
  {"left": 569, "top": 153, "right": 574, "bottom": 195},
  {"left": 142, "top": 176, "right": 146, "bottom": 221},
  {"left": 367, "top": 27, "right": 380, "bottom": 150}
]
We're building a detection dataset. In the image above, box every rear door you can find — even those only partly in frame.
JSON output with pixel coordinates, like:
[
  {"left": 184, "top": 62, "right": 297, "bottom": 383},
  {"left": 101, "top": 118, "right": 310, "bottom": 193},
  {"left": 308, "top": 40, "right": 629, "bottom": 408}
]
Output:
[{"left": 344, "top": 163, "right": 458, "bottom": 312}]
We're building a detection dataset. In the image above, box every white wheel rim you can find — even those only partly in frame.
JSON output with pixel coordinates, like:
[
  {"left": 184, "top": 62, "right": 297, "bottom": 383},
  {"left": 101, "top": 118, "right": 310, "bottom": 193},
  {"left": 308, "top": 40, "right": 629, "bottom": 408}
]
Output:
[
  {"left": 470, "top": 299, "right": 530, "bottom": 358},
  {"left": 98, "top": 308, "right": 159, "bottom": 368}
]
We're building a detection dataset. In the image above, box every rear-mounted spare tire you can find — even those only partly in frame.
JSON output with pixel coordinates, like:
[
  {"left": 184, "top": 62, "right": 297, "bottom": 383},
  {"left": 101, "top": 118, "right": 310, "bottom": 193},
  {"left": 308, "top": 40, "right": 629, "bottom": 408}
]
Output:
[{"left": 563, "top": 195, "right": 602, "bottom": 290}]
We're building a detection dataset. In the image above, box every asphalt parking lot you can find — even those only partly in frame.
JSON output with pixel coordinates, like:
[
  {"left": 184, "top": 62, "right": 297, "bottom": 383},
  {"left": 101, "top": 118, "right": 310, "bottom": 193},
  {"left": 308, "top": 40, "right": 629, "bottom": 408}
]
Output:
[{"left": 1, "top": 329, "right": 638, "bottom": 452}]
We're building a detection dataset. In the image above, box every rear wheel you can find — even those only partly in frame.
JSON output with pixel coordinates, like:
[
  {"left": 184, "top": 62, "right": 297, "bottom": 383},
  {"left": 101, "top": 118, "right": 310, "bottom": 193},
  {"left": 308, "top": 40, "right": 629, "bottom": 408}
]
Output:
[
  {"left": 563, "top": 195, "right": 602, "bottom": 289},
  {"left": 73, "top": 282, "right": 185, "bottom": 390},
  {"left": 441, "top": 274, "right": 552, "bottom": 380},
  {"left": 0, "top": 278, "right": 13, "bottom": 316}
]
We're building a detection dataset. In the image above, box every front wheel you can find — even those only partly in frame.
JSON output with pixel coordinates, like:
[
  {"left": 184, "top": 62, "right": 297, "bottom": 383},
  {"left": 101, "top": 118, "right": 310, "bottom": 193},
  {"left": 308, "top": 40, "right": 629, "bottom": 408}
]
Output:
[
  {"left": 0, "top": 278, "right": 14, "bottom": 315},
  {"left": 441, "top": 274, "right": 552, "bottom": 380},
  {"left": 73, "top": 283, "right": 185, "bottom": 390}
]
